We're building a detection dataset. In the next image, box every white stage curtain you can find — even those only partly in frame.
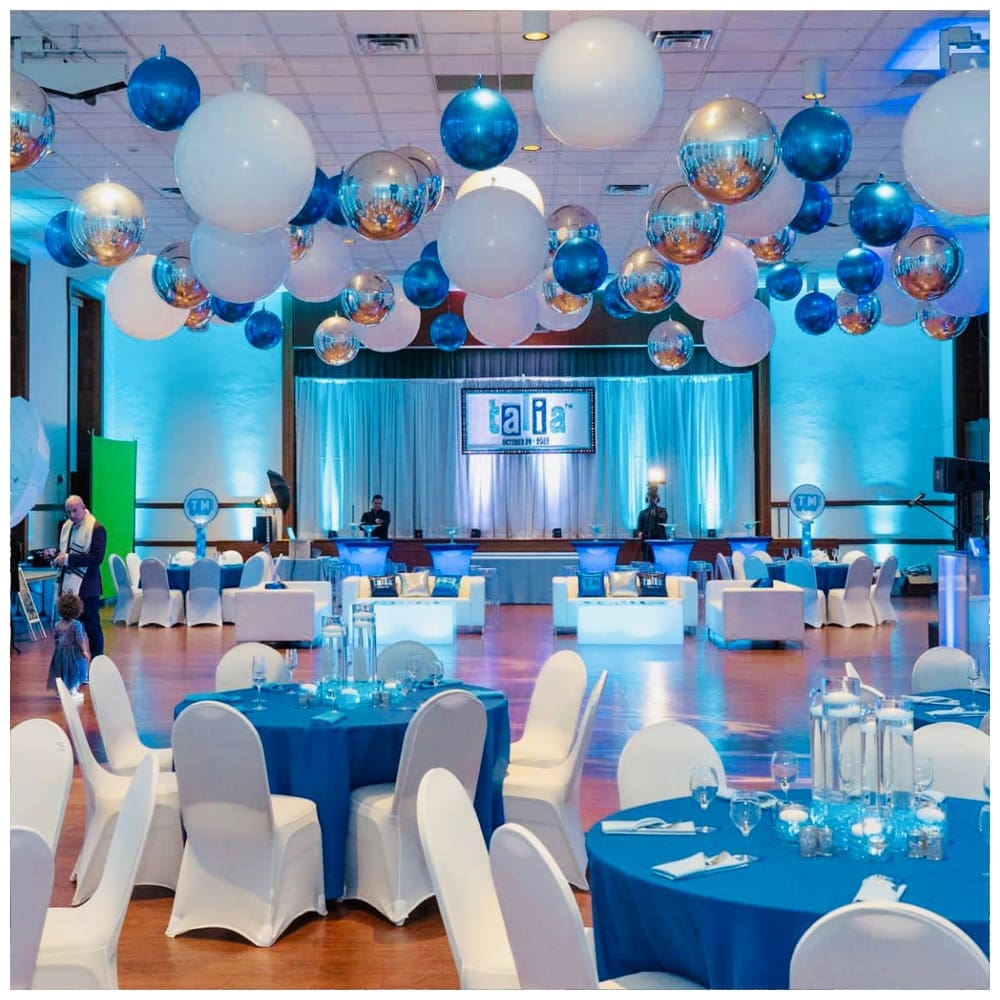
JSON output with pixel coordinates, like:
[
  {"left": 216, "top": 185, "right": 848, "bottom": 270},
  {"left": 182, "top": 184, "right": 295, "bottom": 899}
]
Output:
[{"left": 295, "top": 375, "right": 754, "bottom": 539}]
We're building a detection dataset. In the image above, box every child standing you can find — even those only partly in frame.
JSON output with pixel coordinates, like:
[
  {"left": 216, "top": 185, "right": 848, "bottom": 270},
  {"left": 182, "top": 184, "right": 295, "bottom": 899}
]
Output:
[{"left": 47, "top": 592, "right": 91, "bottom": 703}]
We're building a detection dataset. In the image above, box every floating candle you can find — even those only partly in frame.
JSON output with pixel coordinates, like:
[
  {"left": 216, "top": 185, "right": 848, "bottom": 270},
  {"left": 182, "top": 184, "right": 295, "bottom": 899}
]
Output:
[{"left": 779, "top": 805, "right": 809, "bottom": 823}]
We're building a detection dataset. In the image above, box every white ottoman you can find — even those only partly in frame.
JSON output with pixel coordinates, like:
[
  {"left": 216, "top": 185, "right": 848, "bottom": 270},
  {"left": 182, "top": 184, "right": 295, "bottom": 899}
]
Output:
[
  {"left": 372, "top": 599, "right": 457, "bottom": 645},
  {"left": 576, "top": 598, "right": 684, "bottom": 644}
]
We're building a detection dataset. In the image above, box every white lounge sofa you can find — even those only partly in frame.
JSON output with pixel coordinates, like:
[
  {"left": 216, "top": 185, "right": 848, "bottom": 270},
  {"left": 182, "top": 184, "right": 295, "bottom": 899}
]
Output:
[
  {"left": 552, "top": 574, "right": 698, "bottom": 635},
  {"left": 705, "top": 579, "right": 805, "bottom": 647},
  {"left": 233, "top": 580, "right": 333, "bottom": 646},
  {"left": 341, "top": 574, "right": 485, "bottom": 634}
]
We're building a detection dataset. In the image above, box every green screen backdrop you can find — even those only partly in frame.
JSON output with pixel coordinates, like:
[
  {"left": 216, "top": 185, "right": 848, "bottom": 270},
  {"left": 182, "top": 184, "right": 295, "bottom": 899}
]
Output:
[{"left": 90, "top": 435, "right": 137, "bottom": 600}]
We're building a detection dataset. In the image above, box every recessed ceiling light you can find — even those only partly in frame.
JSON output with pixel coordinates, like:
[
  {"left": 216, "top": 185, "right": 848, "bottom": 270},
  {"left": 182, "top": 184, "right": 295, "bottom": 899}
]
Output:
[
  {"left": 521, "top": 141, "right": 542, "bottom": 152},
  {"left": 342, "top": 237, "right": 356, "bottom": 245},
  {"left": 522, "top": 12, "right": 550, "bottom": 42}
]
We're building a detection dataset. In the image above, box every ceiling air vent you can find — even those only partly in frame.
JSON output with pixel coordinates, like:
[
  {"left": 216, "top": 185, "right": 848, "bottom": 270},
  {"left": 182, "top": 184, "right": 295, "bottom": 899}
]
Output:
[
  {"left": 603, "top": 183, "right": 651, "bottom": 197},
  {"left": 354, "top": 33, "right": 422, "bottom": 55},
  {"left": 647, "top": 29, "right": 715, "bottom": 52},
  {"left": 902, "top": 69, "right": 945, "bottom": 86},
  {"left": 435, "top": 73, "right": 534, "bottom": 93},
  {"left": 157, "top": 186, "right": 183, "bottom": 198}
]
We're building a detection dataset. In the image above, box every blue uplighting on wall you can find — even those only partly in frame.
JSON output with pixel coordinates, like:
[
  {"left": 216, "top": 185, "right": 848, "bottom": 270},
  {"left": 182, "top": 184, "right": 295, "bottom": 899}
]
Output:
[{"left": 886, "top": 18, "right": 989, "bottom": 72}]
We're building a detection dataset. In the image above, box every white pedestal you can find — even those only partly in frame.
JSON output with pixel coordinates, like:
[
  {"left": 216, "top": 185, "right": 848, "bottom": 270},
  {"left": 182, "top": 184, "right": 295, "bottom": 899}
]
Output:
[
  {"left": 576, "top": 598, "right": 684, "bottom": 645},
  {"left": 373, "top": 599, "right": 457, "bottom": 645}
]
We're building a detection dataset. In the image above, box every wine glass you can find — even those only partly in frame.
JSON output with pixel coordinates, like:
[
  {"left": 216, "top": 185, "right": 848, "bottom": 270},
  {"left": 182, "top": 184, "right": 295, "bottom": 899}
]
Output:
[
  {"left": 968, "top": 660, "right": 983, "bottom": 710},
  {"left": 689, "top": 765, "right": 719, "bottom": 811},
  {"left": 285, "top": 648, "right": 298, "bottom": 681},
  {"left": 729, "top": 791, "right": 762, "bottom": 838},
  {"left": 913, "top": 754, "right": 934, "bottom": 796},
  {"left": 428, "top": 658, "right": 444, "bottom": 688},
  {"left": 770, "top": 751, "right": 798, "bottom": 798},
  {"left": 978, "top": 804, "right": 989, "bottom": 879},
  {"left": 361, "top": 522, "right": 376, "bottom": 539},
  {"left": 590, "top": 523, "right": 602, "bottom": 539},
  {"left": 250, "top": 655, "right": 267, "bottom": 711}
]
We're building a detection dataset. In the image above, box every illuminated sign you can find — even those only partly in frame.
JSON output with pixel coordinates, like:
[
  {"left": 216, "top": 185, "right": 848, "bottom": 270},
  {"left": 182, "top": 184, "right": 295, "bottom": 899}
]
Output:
[
  {"left": 789, "top": 484, "right": 826, "bottom": 522},
  {"left": 461, "top": 386, "right": 596, "bottom": 454},
  {"left": 183, "top": 487, "right": 219, "bottom": 525}
]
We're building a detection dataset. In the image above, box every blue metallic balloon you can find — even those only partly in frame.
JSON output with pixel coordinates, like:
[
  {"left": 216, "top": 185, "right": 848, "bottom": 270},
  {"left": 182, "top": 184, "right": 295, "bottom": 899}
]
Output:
[
  {"left": 789, "top": 182, "right": 833, "bottom": 235},
  {"left": 553, "top": 237, "right": 608, "bottom": 295},
  {"left": 601, "top": 278, "right": 637, "bottom": 320},
  {"left": 324, "top": 171, "right": 346, "bottom": 226},
  {"left": 780, "top": 104, "right": 853, "bottom": 182},
  {"left": 440, "top": 77, "right": 518, "bottom": 171},
  {"left": 765, "top": 262, "right": 803, "bottom": 301},
  {"left": 836, "top": 246, "right": 884, "bottom": 295},
  {"left": 835, "top": 290, "right": 881, "bottom": 335},
  {"left": 126, "top": 45, "right": 200, "bottom": 132},
  {"left": 244, "top": 309, "right": 283, "bottom": 349},
  {"left": 420, "top": 240, "right": 440, "bottom": 263},
  {"left": 290, "top": 167, "right": 331, "bottom": 226},
  {"left": 403, "top": 259, "right": 450, "bottom": 309},
  {"left": 430, "top": 312, "right": 467, "bottom": 351},
  {"left": 44, "top": 211, "right": 88, "bottom": 268},
  {"left": 208, "top": 296, "right": 254, "bottom": 323},
  {"left": 794, "top": 291, "right": 837, "bottom": 335},
  {"left": 848, "top": 176, "right": 913, "bottom": 247}
]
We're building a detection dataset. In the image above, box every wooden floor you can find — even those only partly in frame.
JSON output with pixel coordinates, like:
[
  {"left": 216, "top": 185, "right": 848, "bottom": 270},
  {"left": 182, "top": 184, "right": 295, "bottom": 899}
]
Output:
[{"left": 10, "top": 595, "right": 941, "bottom": 989}]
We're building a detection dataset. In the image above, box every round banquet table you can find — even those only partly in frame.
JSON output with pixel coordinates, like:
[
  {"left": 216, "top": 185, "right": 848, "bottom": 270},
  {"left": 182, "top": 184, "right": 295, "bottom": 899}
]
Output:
[
  {"left": 911, "top": 688, "right": 990, "bottom": 729},
  {"left": 175, "top": 681, "right": 510, "bottom": 900},
  {"left": 585, "top": 791, "right": 988, "bottom": 989},
  {"left": 767, "top": 560, "right": 849, "bottom": 594},
  {"left": 165, "top": 563, "right": 244, "bottom": 593}
]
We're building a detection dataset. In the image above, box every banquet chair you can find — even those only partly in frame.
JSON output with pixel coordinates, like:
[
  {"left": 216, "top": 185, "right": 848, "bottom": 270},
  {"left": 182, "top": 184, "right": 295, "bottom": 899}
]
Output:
[
  {"left": 840, "top": 549, "right": 867, "bottom": 564},
  {"left": 215, "top": 642, "right": 291, "bottom": 691},
  {"left": 842, "top": 661, "right": 884, "bottom": 702},
  {"left": 980, "top": 711, "right": 990, "bottom": 735},
  {"left": 731, "top": 550, "right": 746, "bottom": 579},
  {"left": 11, "top": 826, "right": 55, "bottom": 990},
  {"left": 617, "top": 720, "right": 729, "bottom": 810},
  {"left": 756, "top": 550, "right": 773, "bottom": 563},
  {"left": 219, "top": 549, "right": 244, "bottom": 565},
  {"left": 376, "top": 639, "right": 439, "bottom": 679},
  {"left": 490, "top": 823, "right": 702, "bottom": 990},
  {"left": 185, "top": 556, "right": 222, "bottom": 627},
  {"left": 137, "top": 557, "right": 185, "bottom": 627},
  {"left": 911, "top": 722, "right": 990, "bottom": 801},
  {"left": 714, "top": 553, "right": 732, "bottom": 581},
  {"left": 344, "top": 689, "right": 487, "bottom": 925},
  {"left": 825, "top": 556, "right": 876, "bottom": 627},
  {"left": 789, "top": 901, "right": 989, "bottom": 989},
  {"left": 221, "top": 550, "right": 269, "bottom": 623},
  {"left": 167, "top": 701, "right": 327, "bottom": 946},
  {"left": 784, "top": 557, "right": 827, "bottom": 628},
  {"left": 11, "top": 718, "right": 74, "bottom": 857},
  {"left": 509, "top": 650, "right": 588, "bottom": 766},
  {"left": 416, "top": 768, "right": 519, "bottom": 989},
  {"left": 502, "top": 670, "right": 608, "bottom": 889},
  {"left": 869, "top": 555, "right": 898, "bottom": 624},
  {"left": 742, "top": 555, "right": 768, "bottom": 581},
  {"left": 109, "top": 553, "right": 143, "bottom": 625},
  {"left": 56, "top": 678, "right": 182, "bottom": 905},
  {"left": 911, "top": 645, "right": 976, "bottom": 693},
  {"left": 125, "top": 551, "right": 142, "bottom": 590},
  {"left": 89, "top": 654, "right": 174, "bottom": 775},
  {"left": 32, "top": 756, "right": 158, "bottom": 989},
  {"left": 169, "top": 550, "right": 196, "bottom": 566}
]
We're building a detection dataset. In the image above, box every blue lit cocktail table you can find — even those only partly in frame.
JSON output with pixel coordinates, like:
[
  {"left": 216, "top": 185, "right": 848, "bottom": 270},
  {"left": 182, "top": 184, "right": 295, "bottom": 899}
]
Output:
[
  {"left": 425, "top": 542, "right": 479, "bottom": 576},
  {"left": 571, "top": 540, "right": 625, "bottom": 574},
  {"left": 646, "top": 539, "right": 695, "bottom": 575},
  {"left": 336, "top": 539, "right": 392, "bottom": 576}
]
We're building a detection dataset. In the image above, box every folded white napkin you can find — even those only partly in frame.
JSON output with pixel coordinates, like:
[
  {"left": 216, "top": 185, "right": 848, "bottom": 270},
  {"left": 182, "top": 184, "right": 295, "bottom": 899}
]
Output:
[
  {"left": 854, "top": 875, "right": 906, "bottom": 902},
  {"left": 652, "top": 851, "right": 752, "bottom": 880},
  {"left": 602, "top": 818, "right": 696, "bottom": 835},
  {"left": 909, "top": 695, "right": 959, "bottom": 705},
  {"left": 928, "top": 706, "right": 986, "bottom": 717}
]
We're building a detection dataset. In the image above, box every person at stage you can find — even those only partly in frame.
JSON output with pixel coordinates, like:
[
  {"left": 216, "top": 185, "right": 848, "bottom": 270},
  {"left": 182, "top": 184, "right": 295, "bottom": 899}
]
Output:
[
  {"left": 637, "top": 485, "right": 667, "bottom": 562},
  {"left": 360, "top": 494, "right": 391, "bottom": 540},
  {"left": 53, "top": 494, "right": 107, "bottom": 658}
]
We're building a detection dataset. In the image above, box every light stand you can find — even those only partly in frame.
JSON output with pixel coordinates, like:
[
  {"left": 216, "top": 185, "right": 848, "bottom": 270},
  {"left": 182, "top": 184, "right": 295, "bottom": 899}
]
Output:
[{"left": 908, "top": 492, "right": 959, "bottom": 549}]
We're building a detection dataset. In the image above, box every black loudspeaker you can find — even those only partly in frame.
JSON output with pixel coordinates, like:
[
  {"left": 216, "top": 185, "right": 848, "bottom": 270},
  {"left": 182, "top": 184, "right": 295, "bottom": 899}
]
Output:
[
  {"left": 470, "top": 528, "right": 482, "bottom": 539},
  {"left": 933, "top": 457, "right": 989, "bottom": 493},
  {"left": 413, "top": 529, "right": 423, "bottom": 539},
  {"left": 552, "top": 528, "right": 562, "bottom": 538},
  {"left": 252, "top": 515, "right": 274, "bottom": 544},
  {"left": 327, "top": 529, "right": 338, "bottom": 539}
]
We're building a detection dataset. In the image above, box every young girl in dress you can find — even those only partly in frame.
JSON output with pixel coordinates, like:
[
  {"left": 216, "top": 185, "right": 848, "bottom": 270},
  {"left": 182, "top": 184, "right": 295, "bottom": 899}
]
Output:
[{"left": 47, "top": 592, "right": 91, "bottom": 703}]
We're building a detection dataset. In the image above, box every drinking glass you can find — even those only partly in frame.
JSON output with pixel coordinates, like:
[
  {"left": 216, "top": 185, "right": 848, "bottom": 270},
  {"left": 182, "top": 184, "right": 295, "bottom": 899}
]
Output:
[
  {"left": 361, "top": 522, "right": 376, "bottom": 539},
  {"left": 770, "top": 750, "right": 798, "bottom": 797},
  {"left": 590, "top": 523, "right": 602, "bottom": 539},
  {"left": 983, "top": 765, "right": 990, "bottom": 800},
  {"left": 729, "top": 791, "right": 762, "bottom": 838},
  {"left": 913, "top": 754, "right": 934, "bottom": 795},
  {"left": 250, "top": 655, "right": 267, "bottom": 711},
  {"left": 428, "top": 658, "right": 444, "bottom": 688},
  {"left": 979, "top": 804, "right": 990, "bottom": 878},
  {"left": 689, "top": 765, "right": 719, "bottom": 811},
  {"left": 285, "top": 648, "right": 298, "bottom": 680},
  {"left": 839, "top": 752, "right": 862, "bottom": 797},
  {"left": 968, "top": 660, "right": 983, "bottom": 710}
]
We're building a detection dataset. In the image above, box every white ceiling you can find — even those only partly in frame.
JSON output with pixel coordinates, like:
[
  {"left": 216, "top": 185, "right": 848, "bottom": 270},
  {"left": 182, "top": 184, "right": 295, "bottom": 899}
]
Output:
[{"left": 9, "top": 7, "right": 990, "bottom": 281}]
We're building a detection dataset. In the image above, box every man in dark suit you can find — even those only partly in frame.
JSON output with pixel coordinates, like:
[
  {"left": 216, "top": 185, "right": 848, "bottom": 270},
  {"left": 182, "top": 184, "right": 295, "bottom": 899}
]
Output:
[
  {"left": 360, "top": 494, "right": 391, "bottom": 539},
  {"left": 54, "top": 494, "right": 107, "bottom": 657},
  {"left": 636, "top": 485, "right": 667, "bottom": 563}
]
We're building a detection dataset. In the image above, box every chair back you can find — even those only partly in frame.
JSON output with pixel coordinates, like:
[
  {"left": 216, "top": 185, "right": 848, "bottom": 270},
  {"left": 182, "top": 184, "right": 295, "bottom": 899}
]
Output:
[
  {"left": 561, "top": 670, "right": 608, "bottom": 804},
  {"left": 789, "top": 901, "right": 990, "bottom": 988},
  {"left": 89, "top": 654, "right": 142, "bottom": 774},
  {"left": 785, "top": 556, "right": 819, "bottom": 591},
  {"left": 490, "top": 823, "right": 597, "bottom": 989},
  {"left": 911, "top": 645, "right": 976, "bottom": 693},
  {"left": 756, "top": 550, "right": 773, "bottom": 563},
  {"left": 170, "top": 550, "right": 196, "bottom": 566},
  {"left": 872, "top": 554, "right": 897, "bottom": 594},
  {"left": 980, "top": 711, "right": 990, "bottom": 735},
  {"left": 10, "top": 826, "right": 55, "bottom": 989},
  {"left": 189, "top": 556, "right": 221, "bottom": 590},
  {"left": 731, "top": 550, "right": 746, "bottom": 579},
  {"left": 617, "top": 719, "right": 728, "bottom": 809},
  {"left": 715, "top": 552, "right": 732, "bottom": 581},
  {"left": 515, "top": 650, "right": 588, "bottom": 765},
  {"left": 11, "top": 718, "right": 73, "bottom": 856},
  {"left": 742, "top": 555, "right": 768, "bottom": 581},
  {"left": 842, "top": 555, "right": 874, "bottom": 594},
  {"left": 220, "top": 549, "right": 244, "bottom": 565},
  {"left": 238, "top": 551, "right": 269, "bottom": 588},
  {"left": 109, "top": 553, "right": 133, "bottom": 596},
  {"left": 841, "top": 549, "right": 867, "bottom": 564},
  {"left": 416, "top": 768, "right": 516, "bottom": 988},
  {"left": 215, "top": 642, "right": 290, "bottom": 691},
  {"left": 912, "top": 722, "right": 990, "bottom": 801},
  {"left": 125, "top": 552, "right": 142, "bottom": 588},
  {"left": 56, "top": 677, "right": 122, "bottom": 811},
  {"left": 376, "top": 640, "right": 438, "bottom": 679},
  {"left": 139, "top": 557, "right": 170, "bottom": 592}
]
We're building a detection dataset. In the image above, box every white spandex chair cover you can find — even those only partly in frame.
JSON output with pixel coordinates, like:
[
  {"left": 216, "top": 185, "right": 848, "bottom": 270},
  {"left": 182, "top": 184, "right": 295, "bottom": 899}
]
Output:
[
  {"left": 785, "top": 557, "right": 827, "bottom": 628},
  {"left": 219, "top": 549, "right": 244, "bottom": 565},
  {"left": 912, "top": 722, "right": 990, "bottom": 801},
  {"left": 137, "top": 557, "right": 185, "bottom": 627},
  {"left": 222, "top": 550, "right": 270, "bottom": 623},
  {"left": 109, "top": 553, "right": 142, "bottom": 625},
  {"left": 170, "top": 550, "right": 196, "bottom": 566},
  {"left": 742, "top": 555, "right": 768, "bottom": 581},
  {"left": 870, "top": 555, "right": 898, "bottom": 624},
  {"left": 911, "top": 645, "right": 977, "bottom": 693},
  {"left": 376, "top": 639, "right": 439, "bottom": 679},
  {"left": 11, "top": 717, "right": 73, "bottom": 856},
  {"left": 840, "top": 549, "right": 867, "bottom": 564},
  {"left": 215, "top": 642, "right": 291, "bottom": 691},
  {"left": 715, "top": 553, "right": 733, "bottom": 581},
  {"left": 826, "top": 556, "right": 876, "bottom": 627},
  {"left": 509, "top": 650, "right": 588, "bottom": 766},
  {"left": 125, "top": 552, "right": 142, "bottom": 590},
  {"left": 11, "top": 826, "right": 55, "bottom": 989},
  {"left": 186, "top": 556, "right": 222, "bottom": 627},
  {"left": 731, "top": 550, "right": 746, "bottom": 580}
]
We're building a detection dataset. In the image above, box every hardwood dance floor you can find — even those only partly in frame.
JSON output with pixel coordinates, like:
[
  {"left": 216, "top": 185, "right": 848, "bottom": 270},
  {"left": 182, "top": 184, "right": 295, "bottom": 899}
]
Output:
[{"left": 10, "top": 595, "right": 941, "bottom": 989}]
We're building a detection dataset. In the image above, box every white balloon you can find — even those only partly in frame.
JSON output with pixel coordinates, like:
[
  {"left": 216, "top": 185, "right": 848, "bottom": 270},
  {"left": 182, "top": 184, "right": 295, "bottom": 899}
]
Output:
[
  {"left": 174, "top": 89, "right": 316, "bottom": 234},
  {"left": 456, "top": 167, "right": 545, "bottom": 216},
  {"left": 283, "top": 221, "right": 354, "bottom": 302},
  {"left": 106, "top": 254, "right": 188, "bottom": 341},
  {"left": 438, "top": 187, "right": 549, "bottom": 299},
  {"left": 724, "top": 163, "right": 805, "bottom": 238},
  {"left": 702, "top": 298, "right": 775, "bottom": 367},
  {"left": 191, "top": 222, "right": 290, "bottom": 303},
  {"left": 357, "top": 280, "right": 421, "bottom": 352},
  {"left": 533, "top": 16, "right": 663, "bottom": 149},
  {"left": 937, "top": 226, "right": 989, "bottom": 317},
  {"left": 676, "top": 236, "right": 759, "bottom": 320},
  {"left": 464, "top": 288, "right": 540, "bottom": 347},
  {"left": 874, "top": 275, "right": 919, "bottom": 327},
  {"left": 901, "top": 68, "right": 989, "bottom": 216}
]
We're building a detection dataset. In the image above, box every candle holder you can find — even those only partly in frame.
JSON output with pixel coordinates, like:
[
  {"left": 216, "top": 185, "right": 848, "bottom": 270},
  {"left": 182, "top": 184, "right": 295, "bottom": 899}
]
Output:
[{"left": 775, "top": 801, "right": 810, "bottom": 842}]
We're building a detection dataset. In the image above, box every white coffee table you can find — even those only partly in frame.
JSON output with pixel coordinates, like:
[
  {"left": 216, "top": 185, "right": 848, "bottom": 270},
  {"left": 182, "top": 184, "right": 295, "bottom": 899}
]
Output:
[
  {"left": 372, "top": 598, "right": 457, "bottom": 645},
  {"left": 576, "top": 598, "right": 684, "bottom": 645}
]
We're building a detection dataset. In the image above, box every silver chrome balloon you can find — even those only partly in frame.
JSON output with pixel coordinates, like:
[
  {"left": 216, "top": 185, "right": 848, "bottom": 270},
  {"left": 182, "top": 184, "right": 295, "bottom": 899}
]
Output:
[
  {"left": 67, "top": 180, "right": 147, "bottom": 267},
  {"left": 646, "top": 184, "right": 725, "bottom": 265},
  {"left": 618, "top": 247, "right": 681, "bottom": 313},
  {"left": 339, "top": 150, "right": 426, "bottom": 241}
]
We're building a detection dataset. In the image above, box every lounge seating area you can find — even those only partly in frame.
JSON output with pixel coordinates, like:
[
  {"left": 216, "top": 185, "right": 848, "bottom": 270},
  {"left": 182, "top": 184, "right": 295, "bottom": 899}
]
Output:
[
  {"left": 341, "top": 572, "right": 486, "bottom": 635},
  {"left": 233, "top": 580, "right": 333, "bottom": 646},
  {"left": 705, "top": 579, "right": 806, "bottom": 647}
]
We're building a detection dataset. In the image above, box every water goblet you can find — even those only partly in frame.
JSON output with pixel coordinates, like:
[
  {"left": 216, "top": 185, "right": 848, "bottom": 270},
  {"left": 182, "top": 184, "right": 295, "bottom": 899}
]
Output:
[
  {"left": 770, "top": 750, "right": 798, "bottom": 797},
  {"left": 979, "top": 804, "right": 990, "bottom": 878},
  {"left": 689, "top": 765, "right": 719, "bottom": 811},
  {"left": 285, "top": 647, "right": 298, "bottom": 679},
  {"left": 428, "top": 658, "right": 444, "bottom": 688},
  {"left": 729, "top": 791, "right": 762, "bottom": 838},
  {"left": 250, "top": 655, "right": 267, "bottom": 711},
  {"left": 967, "top": 660, "right": 983, "bottom": 711},
  {"left": 913, "top": 754, "right": 934, "bottom": 796}
]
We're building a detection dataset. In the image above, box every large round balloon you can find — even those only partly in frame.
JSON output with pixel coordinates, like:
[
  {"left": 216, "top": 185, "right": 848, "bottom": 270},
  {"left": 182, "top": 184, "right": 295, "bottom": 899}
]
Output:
[
  {"left": 873, "top": 277, "right": 918, "bottom": 327},
  {"left": 836, "top": 246, "right": 884, "bottom": 295},
  {"left": 208, "top": 295, "right": 254, "bottom": 324},
  {"left": 537, "top": 287, "right": 594, "bottom": 331},
  {"left": 283, "top": 220, "right": 354, "bottom": 302},
  {"left": 437, "top": 186, "right": 548, "bottom": 299},
  {"left": 44, "top": 211, "right": 88, "bottom": 268},
  {"left": 403, "top": 258, "right": 450, "bottom": 309},
  {"left": 244, "top": 309, "right": 283, "bottom": 350},
  {"left": 338, "top": 150, "right": 426, "bottom": 241},
  {"left": 848, "top": 176, "right": 913, "bottom": 247},
  {"left": 67, "top": 181, "right": 146, "bottom": 267},
  {"left": 538, "top": 267, "right": 590, "bottom": 314},
  {"left": 764, "top": 262, "right": 803, "bottom": 301},
  {"left": 126, "top": 45, "right": 200, "bottom": 132},
  {"left": 645, "top": 183, "right": 725, "bottom": 265},
  {"left": 553, "top": 237, "right": 608, "bottom": 294},
  {"left": 456, "top": 166, "right": 544, "bottom": 215},
  {"left": 324, "top": 171, "right": 346, "bottom": 226},
  {"left": 891, "top": 226, "right": 964, "bottom": 301},
  {"left": 430, "top": 312, "right": 467, "bottom": 351},
  {"left": 174, "top": 89, "right": 316, "bottom": 234},
  {"left": 678, "top": 98, "right": 779, "bottom": 205},
  {"left": 106, "top": 254, "right": 188, "bottom": 341},
  {"left": 937, "top": 226, "right": 989, "bottom": 317},
  {"left": 795, "top": 291, "right": 837, "bottom": 335},
  {"left": 789, "top": 182, "right": 833, "bottom": 234},
  {"left": 395, "top": 145, "right": 445, "bottom": 215},
  {"left": 901, "top": 68, "right": 988, "bottom": 217},
  {"left": 548, "top": 204, "right": 601, "bottom": 253},
  {"left": 11, "top": 70, "right": 54, "bottom": 171},
  {"left": 314, "top": 315, "right": 360, "bottom": 365},
  {"left": 341, "top": 269, "right": 395, "bottom": 325},
  {"left": 745, "top": 227, "right": 797, "bottom": 264},
  {"left": 152, "top": 241, "right": 208, "bottom": 308},
  {"left": 465, "top": 288, "right": 540, "bottom": 347},
  {"left": 723, "top": 163, "right": 804, "bottom": 239},
  {"left": 290, "top": 167, "right": 331, "bottom": 226},
  {"left": 702, "top": 298, "right": 775, "bottom": 367},
  {"left": 617, "top": 248, "right": 681, "bottom": 314},
  {"left": 532, "top": 16, "right": 662, "bottom": 149},
  {"left": 918, "top": 306, "right": 970, "bottom": 341},
  {"left": 647, "top": 319, "right": 695, "bottom": 371},
  {"left": 190, "top": 221, "right": 290, "bottom": 302},
  {"left": 440, "top": 78, "right": 518, "bottom": 170},
  {"left": 358, "top": 280, "right": 421, "bottom": 352},
  {"left": 780, "top": 104, "right": 853, "bottom": 182},
  {"left": 601, "top": 277, "right": 637, "bottom": 320},
  {"left": 676, "top": 236, "right": 758, "bottom": 320},
  {"left": 835, "top": 290, "right": 881, "bottom": 335}
]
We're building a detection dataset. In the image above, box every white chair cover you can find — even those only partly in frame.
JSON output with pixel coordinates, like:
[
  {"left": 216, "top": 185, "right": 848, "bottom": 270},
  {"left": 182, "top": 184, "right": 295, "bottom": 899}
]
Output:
[
  {"left": 912, "top": 722, "right": 990, "bottom": 801},
  {"left": 90, "top": 654, "right": 174, "bottom": 775},
  {"left": 109, "top": 553, "right": 142, "bottom": 625},
  {"left": 33, "top": 756, "right": 158, "bottom": 989},
  {"left": 125, "top": 552, "right": 142, "bottom": 590},
  {"left": 826, "top": 556, "right": 876, "bottom": 627},
  {"left": 215, "top": 642, "right": 291, "bottom": 691},
  {"left": 167, "top": 702, "right": 327, "bottom": 946},
  {"left": 344, "top": 689, "right": 487, "bottom": 925},
  {"left": 416, "top": 768, "right": 518, "bottom": 988},
  {"left": 980, "top": 711, "right": 990, "bottom": 735},
  {"left": 742, "top": 555, "right": 768, "bottom": 581},
  {"left": 870, "top": 554, "right": 898, "bottom": 624},
  {"left": 137, "top": 557, "right": 185, "bottom": 627},
  {"left": 186, "top": 556, "right": 222, "bottom": 627},
  {"left": 170, "top": 550, "right": 196, "bottom": 566},
  {"left": 785, "top": 557, "right": 827, "bottom": 628},
  {"left": 11, "top": 826, "right": 54, "bottom": 989},
  {"left": 911, "top": 645, "right": 977, "bottom": 692},
  {"left": 840, "top": 549, "right": 868, "bottom": 564},
  {"left": 219, "top": 549, "right": 244, "bottom": 565},
  {"left": 221, "top": 551, "right": 269, "bottom": 623},
  {"left": 731, "top": 550, "right": 746, "bottom": 580},
  {"left": 510, "top": 650, "right": 588, "bottom": 766},
  {"left": 715, "top": 553, "right": 732, "bottom": 581},
  {"left": 376, "top": 640, "right": 439, "bottom": 679},
  {"left": 11, "top": 718, "right": 73, "bottom": 856},
  {"left": 789, "top": 901, "right": 990, "bottom": 989},
  {"left": 756, "top": 550, "right": 773, "bottom": 563},
  {"left": 502, "top": 671, "right": 608, "bottom": 889}
]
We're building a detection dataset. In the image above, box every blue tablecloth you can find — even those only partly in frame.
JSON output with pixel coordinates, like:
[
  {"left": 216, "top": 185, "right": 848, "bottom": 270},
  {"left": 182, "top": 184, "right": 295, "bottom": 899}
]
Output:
[
  {"left": 586, "top": 791, "right": 988, "bottom": 989},
  {"left": 911, "top": 688, "right": 990, "bottom": 729},
  {"left": 164, "top": 564, "right": 244, "bottom": 593},
  {"left": 174, "top": 682, "right": 510, "bottom": 900},
  {"left": 767, "top": 560, "right": 849, "bottom": 594}
]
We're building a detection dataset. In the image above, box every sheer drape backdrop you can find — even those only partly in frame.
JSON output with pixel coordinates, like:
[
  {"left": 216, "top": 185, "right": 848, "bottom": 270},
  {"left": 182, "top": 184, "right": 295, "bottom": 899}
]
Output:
[{"left": 296, "top": 375, "right": 754, "bottom": 540}]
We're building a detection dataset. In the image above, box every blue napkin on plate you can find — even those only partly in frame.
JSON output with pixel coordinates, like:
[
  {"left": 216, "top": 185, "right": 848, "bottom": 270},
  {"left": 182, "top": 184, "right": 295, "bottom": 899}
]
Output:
[
  {"left": 309, "top": 709, "right": 346, "bottom": 726},
  {"left": 185, "top": 691, "right": 242, "bottom": 704}
]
